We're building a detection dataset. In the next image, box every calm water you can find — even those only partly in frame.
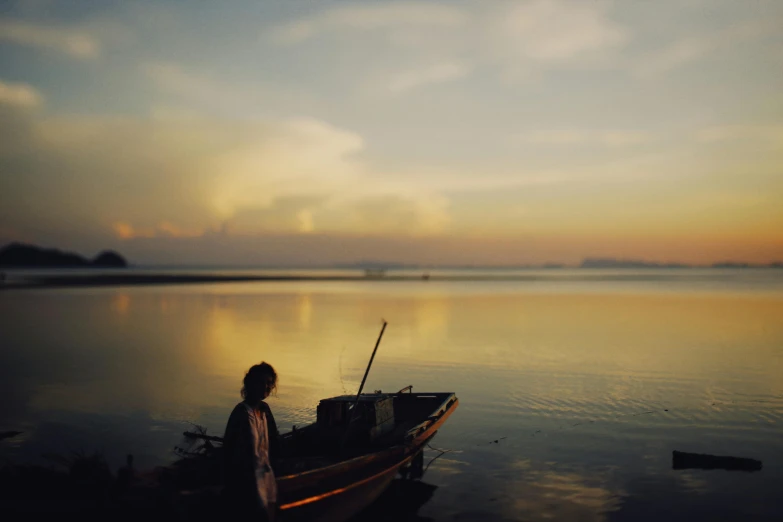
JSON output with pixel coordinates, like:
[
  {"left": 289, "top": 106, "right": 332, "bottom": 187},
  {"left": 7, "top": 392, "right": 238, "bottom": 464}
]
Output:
[{"left": 1, "top": 269, "right": 782, "bottom": 521}]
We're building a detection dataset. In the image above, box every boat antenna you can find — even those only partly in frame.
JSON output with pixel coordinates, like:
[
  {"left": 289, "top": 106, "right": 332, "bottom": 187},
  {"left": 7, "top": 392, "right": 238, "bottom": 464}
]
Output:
[
  {"left": 355, "top": 319, "right": 387, "bottom": 400},
  {"left": 341, "top": 320, "right": 387, "bottom": 450}
]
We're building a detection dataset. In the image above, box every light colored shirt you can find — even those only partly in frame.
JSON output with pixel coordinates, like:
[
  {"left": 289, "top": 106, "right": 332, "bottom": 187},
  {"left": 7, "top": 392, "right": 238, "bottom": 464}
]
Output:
[{"left": 223, "top": 401, "right": 278, "bottom": 518}]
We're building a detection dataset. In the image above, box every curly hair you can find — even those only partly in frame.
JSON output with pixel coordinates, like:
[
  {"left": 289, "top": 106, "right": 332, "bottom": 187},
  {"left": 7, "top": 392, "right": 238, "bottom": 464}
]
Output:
[{"left": 241, "top": 362, "right": 278, "bottom": 403}]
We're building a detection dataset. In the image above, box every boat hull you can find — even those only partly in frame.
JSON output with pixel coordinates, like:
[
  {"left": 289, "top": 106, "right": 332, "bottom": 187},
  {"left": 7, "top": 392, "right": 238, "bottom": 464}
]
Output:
[
  {"left": 279, "top": 454, "right": 408, "bottom": 522},
  {"left": 278, "top": 393, "right": 458, "bottom": 521}
]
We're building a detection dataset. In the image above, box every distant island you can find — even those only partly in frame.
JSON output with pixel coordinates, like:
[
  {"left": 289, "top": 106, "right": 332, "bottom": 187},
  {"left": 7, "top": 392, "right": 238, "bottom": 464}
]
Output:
[
  {"left": 580, "top": 258, "right": 689, "bottom": 269},
  {"left": 334, "top": 261, "right": 421, "bottom": 270},
  {"left": 336, "top": 258, "right": 782, "bottom": 270},
  {"left": 0, "top": 242, "right": 128, "bottom": 268},
  {"left": 334, "top": 260, "right": 567, "bottom": 270},
  {"left": 580, "top": 258, "right": 782, "bottom": 269},
  {"left": 1, "top": 247, "right": 781, "bottom": 291},
  {"left": 1, "top": 243, "right": 780, "bottom": 272}
]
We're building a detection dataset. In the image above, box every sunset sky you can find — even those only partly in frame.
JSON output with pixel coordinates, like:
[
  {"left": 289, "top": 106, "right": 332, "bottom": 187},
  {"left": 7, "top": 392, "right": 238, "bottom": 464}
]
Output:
[{"left": 1, "top": 0, "right": 781, "bottom": 266}]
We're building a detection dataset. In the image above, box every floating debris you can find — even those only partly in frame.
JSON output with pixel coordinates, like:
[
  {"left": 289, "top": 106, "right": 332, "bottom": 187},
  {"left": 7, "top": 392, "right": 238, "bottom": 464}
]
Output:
[{"left": 672, "top": 450, "right": 762, "bottom": 472}]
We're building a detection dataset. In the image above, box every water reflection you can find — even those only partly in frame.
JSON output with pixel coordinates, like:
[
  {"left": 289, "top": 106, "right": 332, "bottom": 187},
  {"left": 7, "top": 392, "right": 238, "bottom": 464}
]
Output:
[
  {"left": 110, "top": 292, "right": 130, "bottom": 315},
  {"left": 1, "top": 282, "right": 782, "bottom": 520},
  {"left": 298, "top": 293, "right": 312, "bottom": 330},
  {"left": 506, "top": 466, "right": 623, "bottom": 522}
]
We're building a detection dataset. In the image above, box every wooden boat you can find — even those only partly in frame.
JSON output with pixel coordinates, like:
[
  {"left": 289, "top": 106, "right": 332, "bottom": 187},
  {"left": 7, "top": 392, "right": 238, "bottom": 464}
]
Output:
[
  {"left": 169, "top": 325, "right": 455, "bottom": 520},
  {"left": 275, "top": 387, "right": 458, "bottom": 522}
]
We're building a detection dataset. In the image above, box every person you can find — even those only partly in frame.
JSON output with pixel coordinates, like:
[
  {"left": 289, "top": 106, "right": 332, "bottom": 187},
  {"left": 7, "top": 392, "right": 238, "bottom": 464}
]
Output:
[{"left": 222, "top": 362, "right": 280, "bottom": 521}]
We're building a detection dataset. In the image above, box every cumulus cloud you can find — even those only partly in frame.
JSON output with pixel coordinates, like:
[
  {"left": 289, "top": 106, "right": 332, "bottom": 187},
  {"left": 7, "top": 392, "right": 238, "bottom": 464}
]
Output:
[
  {"left": 0, "top": 18, "right": 99, "bottom": 58},
  {"left": 0, "top": 105, "right": 454, "bottom": 241},
  {"left": 297, "top": 209, "right": 314, "bottom": 234},
  {"left": 112, "top": 221, "right": 204, "bottom": 240},
  {"left": 113, "top": 222, "right": 148, "bottom": 240},
  {"left": 0, "top": 80, "right": 43, "bottom": 108},
  {"left": 324, "top": 192, "right": 451, "bottom": 236},
  {"left": 207, "top": 117, "right": 364, "bottom": 219}
]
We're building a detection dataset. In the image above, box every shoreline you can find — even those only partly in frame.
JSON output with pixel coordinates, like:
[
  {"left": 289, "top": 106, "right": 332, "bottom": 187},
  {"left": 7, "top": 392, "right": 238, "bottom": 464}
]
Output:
[{"left": 2, "top": 270, "right": 780, "bottom": 290}]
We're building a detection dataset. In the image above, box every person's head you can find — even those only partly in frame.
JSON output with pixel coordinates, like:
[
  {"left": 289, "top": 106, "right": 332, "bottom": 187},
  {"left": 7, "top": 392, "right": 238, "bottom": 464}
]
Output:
[{"left": 241, "top": 362, "right": 278, "bottom": 403}]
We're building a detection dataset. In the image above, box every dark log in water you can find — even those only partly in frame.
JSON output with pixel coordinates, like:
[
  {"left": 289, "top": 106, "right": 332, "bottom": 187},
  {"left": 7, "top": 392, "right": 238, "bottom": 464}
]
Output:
[{"left": 672, "top": 450, "right": 762, "bottom": 472}]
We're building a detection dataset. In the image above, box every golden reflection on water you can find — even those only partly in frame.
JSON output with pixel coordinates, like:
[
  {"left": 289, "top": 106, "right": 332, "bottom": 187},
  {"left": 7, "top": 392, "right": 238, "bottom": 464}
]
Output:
[
  {"left": 381, "top": 293, "right": 783, "bottom": 389},
  {"left": 110, "top": 292, "right": 130, "bottom": 315},
  {"left": 297, "top": 294, "right": 312, "bottom": 330},
  {"left": 19, "top": 289, "right": 783, "bottom": 426},
  {"left": 507, "top": 467, "right": 623, "bottom": 522},
  {"left": 2, "top": 283, "right": 783, "bottom": 519},
  {"left": 414, "top": 295, "right": 450, "bottom": 344},
  {"left": 190, "top": 290, "right": 783, "bottom": 445}
]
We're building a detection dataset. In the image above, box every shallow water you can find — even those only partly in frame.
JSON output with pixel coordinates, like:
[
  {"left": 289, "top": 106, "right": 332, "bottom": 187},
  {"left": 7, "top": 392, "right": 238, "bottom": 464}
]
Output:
[{"left": 1, "top": 270, "right": 782, "bottom": 520}]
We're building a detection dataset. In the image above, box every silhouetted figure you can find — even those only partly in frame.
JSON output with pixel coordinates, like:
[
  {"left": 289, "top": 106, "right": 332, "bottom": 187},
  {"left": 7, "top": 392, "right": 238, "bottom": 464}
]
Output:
[
  {"left": 222, "top": 362, "right": 280, "bottom": 521},
  {"left": 115, "top": 454, "right": 135, "bottom": 493}
]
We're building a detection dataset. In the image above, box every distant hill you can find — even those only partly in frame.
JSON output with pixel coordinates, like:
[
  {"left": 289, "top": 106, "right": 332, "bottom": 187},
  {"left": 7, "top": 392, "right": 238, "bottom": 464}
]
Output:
[
  {"left": 333, "top": 261, "right": 567, "bottom": 270},
  {"left": 0, "top": 243, "right": 128, "bottom": 268},
  {"left": 333, "top": 261, "right": 420, "bottom": 270},
  {"left": 710, "top": 262, "right": 750, "bottom": 269},
  {"left": 581, "top": 257, "right": 782, "bottom": 269},
  {"left": 92, "top": 251, "right": 127, "bottom": 267},
  {"left": 580, "top": 258, "right": 688, "bottom": 269}
]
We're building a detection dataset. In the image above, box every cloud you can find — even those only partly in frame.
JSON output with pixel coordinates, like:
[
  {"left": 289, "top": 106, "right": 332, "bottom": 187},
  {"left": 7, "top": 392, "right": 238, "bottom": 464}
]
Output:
[
  {"left": 632, "top": 18, "right": 778, "bottom": 78},
  {"left": 324, "top": 193, "right": 451, "bottom": 236},
  {"left": 492, "top": 0, "right": 628, "bottom": 63},
  {"left": 388, "top": 62, "right": 471, "bottom": 93},
  {"left": 267, "top": 0, "right": 629, "bottom": 88},
  {"left": 143, "top": 63, "right": 226, "bottom": 103},
  {"left": 269, "top": 0, "right": 626, "bottom": 64},
  {"left": 208, "top": 117, "right": 365, "bottom": 218},
  {"left": 632, "top": 37, "right": 713, "bottom": 77},
  {"left": 113, "top": 221, "right": 204, "bottom": 240},
  {"left": 269, "top": 2, "right": 468, "bottom": 45},
  {"left": 0, "top": 105, "right": 453, "bottom": 240},
  {"left": 113, "top": 222, "right": 153, "bottom": 240},
  {"left": 516, "top": 129, "right": 650, "bottom": 147},
  {"left": 0, "top": 79, "right": 43, "bottom": 108},
  {"left": 142, "top": 62, "right": 305, "bottom": 116},
  {"left": 215, "top": 196, "right": 324, "bottom": 236},
  {"left": 296, "top": 209, "right": 314, "bottom": 234},
  {"left": 0, "top": 18, "right": 99, "bottom": 58}
]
